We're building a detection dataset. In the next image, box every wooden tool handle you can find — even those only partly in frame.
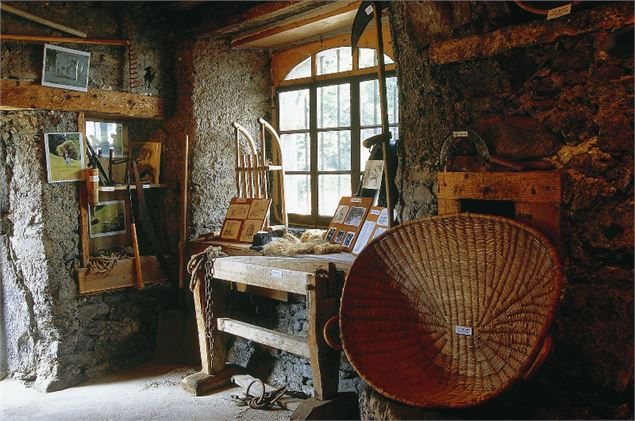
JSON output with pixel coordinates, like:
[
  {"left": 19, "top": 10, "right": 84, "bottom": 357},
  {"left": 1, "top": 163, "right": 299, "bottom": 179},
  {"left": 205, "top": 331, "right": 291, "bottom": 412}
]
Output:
[{"left": 130, "top": 223, "right": 144, "bottom": 289}]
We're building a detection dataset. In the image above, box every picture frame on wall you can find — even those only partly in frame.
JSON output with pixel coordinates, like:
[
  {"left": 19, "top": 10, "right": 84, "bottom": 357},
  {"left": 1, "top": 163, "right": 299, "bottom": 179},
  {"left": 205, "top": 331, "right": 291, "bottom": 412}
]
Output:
[
  {"left": 44, "top": 132, "right": 85, "bottom": 183},
  {"left": 89, "top": 200, "right": 127, "bottom": 238},
  {"left": 130, "top": 141, "right": 161, "bottom": 184},
  {"left": 41, "top": 44, "right": 90, "bottom": 92}
]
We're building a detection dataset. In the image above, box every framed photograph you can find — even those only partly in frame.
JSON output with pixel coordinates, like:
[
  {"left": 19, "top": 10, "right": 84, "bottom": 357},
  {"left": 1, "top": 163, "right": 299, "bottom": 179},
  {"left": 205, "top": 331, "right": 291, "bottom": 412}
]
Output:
[
  {"left": 334, "top": 230, "right": 346, "bottom": 244},
  {"left": 227, "top": 203, "right": 250, "bottom": 219},
  {"left": 44, "top": 132, "right": 85, "bottom": 183},
  {"left": 42, "top": 44, "right": 90, "bottom": 92},
  {"left": 239, "top": 219, "right": 264, "bottom": 243},
  {"left": 131, "top": 142, "right": 161, "bottom": 184},
  {"left": 89, "top": 200, "right": 127, "bottom": 238},
  {"left": 332, "top": 205, "right": 349, "bottom": 224},
  {"left": 342, "top": 231, "right": 356, "bottom": 248},
  {"left": 343, "top": 206, "right": 366, "bottom": 227},
  {"left": 248, "top": 198, "right": 271, "bottom": 220},
  {"left": 362, "top": 160, "right": 384, "bottom": 190},
  {"left": 220, "top": 220, "right": 242, "bottom": 240},
  {"left": 325, "top": 227, "right": 337, "bottom": 242}
]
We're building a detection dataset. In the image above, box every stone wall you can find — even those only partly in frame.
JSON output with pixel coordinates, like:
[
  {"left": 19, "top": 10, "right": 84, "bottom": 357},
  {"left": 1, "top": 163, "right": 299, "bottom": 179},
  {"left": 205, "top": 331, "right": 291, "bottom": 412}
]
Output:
[
  {"left": 377, "top": 2, "right": 633, "bottom": 418},
  {"left": 0, "top": 2, "right": 176, "bottom": 390}
]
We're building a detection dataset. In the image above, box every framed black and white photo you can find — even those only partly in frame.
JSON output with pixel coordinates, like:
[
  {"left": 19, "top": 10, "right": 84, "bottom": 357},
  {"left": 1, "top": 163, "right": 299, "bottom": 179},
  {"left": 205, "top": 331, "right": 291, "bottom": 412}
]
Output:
[{"left": 42, "top": 44, "right": 90, "bottom": 92}]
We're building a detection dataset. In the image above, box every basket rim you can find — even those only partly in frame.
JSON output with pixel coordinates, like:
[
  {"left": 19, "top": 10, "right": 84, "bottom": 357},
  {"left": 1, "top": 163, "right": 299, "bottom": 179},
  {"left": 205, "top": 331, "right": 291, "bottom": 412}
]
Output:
[{"left": 340, "top": 212, "right": 564, "bottom": 408}]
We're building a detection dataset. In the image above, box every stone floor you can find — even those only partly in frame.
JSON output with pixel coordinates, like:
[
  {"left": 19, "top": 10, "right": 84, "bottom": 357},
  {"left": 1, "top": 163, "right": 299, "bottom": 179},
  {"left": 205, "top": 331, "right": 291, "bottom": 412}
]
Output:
[{"left": 0, "top": 364, "right": 291, "bottom": 421}]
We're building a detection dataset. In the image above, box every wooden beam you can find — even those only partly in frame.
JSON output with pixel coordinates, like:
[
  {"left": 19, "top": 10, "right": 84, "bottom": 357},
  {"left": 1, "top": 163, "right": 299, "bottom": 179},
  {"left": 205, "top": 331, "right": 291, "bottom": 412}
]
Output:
[
  {"left": 0, "top": 80, "right": 164, "bottom": 119},
  {"left": 231, "top": 1, "right": 360, "bottom": 48},
  {"left": 429, "top": 2, "right": 634, "bottom": 64},
  {"left": 0, "top": 3, "right": 87, "bottom": 38},
  {"left": 437, "top": 172, "right": 562, "bottom": 204},
  {"left": 217, "top": 318, "right": 311, "bottom": 358},
  {"left": 0, "top": 34, "right": 128, "bottom": 46}
]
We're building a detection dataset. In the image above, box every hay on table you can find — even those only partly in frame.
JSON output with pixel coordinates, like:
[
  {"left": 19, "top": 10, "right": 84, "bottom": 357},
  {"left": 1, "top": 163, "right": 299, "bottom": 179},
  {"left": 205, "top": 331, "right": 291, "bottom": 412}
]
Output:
[{"left": 263, "top": 230, "right": 344, "bottom": 256}]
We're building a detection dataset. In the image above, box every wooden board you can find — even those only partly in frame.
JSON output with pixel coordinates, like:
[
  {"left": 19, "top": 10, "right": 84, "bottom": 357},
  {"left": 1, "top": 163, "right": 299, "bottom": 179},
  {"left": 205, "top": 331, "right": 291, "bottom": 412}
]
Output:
[
  {"left": 77, "top": 255, "right": 167, "bottom": 294},
  {"left": 0, "top": 80, "right": 164, "bottom": 119},
  {"left": 437, "top": 171, "right": 562, "bottom": 204},
  {"left": 217, "top": 318, "right": 310, "bottom": 358},
  {"left": 325, "top": 196, "right": 373, "bottom": 252}
]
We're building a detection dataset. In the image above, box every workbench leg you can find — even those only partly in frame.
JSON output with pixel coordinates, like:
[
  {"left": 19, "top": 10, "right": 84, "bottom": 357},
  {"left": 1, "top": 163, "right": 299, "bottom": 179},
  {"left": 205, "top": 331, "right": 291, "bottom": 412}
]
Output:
[
  {"left": 182, "top": 275, "right": 241, "bottom": 395},
  {"left": 306, "top": 264, "right": 342, "bottom": 400}
]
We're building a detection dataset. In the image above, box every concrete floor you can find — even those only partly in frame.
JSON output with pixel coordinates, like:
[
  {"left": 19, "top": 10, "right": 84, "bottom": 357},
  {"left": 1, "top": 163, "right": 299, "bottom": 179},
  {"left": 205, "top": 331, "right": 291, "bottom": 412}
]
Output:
[{"left": 0, "top": 364, "right": 291, "bottom": 421}]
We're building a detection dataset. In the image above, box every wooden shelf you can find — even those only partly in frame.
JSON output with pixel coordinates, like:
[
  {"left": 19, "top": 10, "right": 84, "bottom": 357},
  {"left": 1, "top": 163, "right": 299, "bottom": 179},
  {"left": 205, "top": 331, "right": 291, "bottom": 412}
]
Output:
[
  {"left": 99, "top": 183, "right": 166, "bottom": 192},
  {"left": 77, "top": 255, "right": 168, "bottom": 294}
]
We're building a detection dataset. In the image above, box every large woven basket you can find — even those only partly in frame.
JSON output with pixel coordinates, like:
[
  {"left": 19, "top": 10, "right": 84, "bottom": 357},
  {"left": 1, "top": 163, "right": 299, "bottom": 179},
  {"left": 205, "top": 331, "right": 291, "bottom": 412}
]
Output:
[{"left": 340, "top": 214, "right": 562, "bottom": 408}]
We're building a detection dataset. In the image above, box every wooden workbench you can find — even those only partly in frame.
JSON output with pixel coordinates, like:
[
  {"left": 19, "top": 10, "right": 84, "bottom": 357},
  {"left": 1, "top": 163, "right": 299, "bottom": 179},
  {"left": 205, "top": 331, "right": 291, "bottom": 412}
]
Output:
[{"left": 182, "top": 251, "right": 356, "bottom": 418}]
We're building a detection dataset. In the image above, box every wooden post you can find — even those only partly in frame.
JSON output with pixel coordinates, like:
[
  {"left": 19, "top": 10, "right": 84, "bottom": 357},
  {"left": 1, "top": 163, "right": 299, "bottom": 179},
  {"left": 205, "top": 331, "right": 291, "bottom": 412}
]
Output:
[{"left": 306, "top": 263, "right": 342, "bottom": 400}]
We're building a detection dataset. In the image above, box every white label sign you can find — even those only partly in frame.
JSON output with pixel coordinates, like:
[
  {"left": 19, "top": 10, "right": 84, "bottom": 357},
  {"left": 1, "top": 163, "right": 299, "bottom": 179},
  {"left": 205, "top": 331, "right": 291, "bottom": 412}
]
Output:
[
  {"left": 455, "top": 326, "right": 473, "bottom": 336},
  {"left": 453, "top": 130, "right": 469, "bottom": 138},
  {"left": 547, "top": 4, "right": 572, "bottom": 20},
  {"left": 270, "top": 269, "right": 283, "bottom": 278},
  {"left": 365, "top": 5, "right": 373, "bottom": 15}
]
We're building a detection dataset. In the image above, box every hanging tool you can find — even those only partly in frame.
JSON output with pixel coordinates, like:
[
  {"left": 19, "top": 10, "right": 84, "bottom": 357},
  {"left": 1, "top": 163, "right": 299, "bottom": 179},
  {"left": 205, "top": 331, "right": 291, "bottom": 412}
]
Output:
[
  {"left": 132, "top": 161, "right": 172, "bottom": 280},
  {"left": 126, "top": 161, "right": 144, "bottom": 289},
  {"left": 352, "top": 1, "right": 396, "bottom": 227},
  {"left": 178, "top": 135, "right": 189, "bottom": 289}
]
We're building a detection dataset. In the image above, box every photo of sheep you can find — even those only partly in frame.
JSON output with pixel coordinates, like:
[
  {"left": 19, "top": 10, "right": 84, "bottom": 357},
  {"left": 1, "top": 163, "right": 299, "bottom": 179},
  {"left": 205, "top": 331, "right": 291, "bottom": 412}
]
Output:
[
  {"left": 89, "top": 200, "right": 127, "bottom": 238},
  {"left": 44, "top": 132, "right": 85, "bottom": 183}
]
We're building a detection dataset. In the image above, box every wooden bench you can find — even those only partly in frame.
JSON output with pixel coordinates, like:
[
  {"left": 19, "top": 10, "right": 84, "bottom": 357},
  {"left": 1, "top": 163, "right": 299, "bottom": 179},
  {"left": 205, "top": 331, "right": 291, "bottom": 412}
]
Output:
[{"left": 182, "top": 251, "right": 356, "bottom": 417}]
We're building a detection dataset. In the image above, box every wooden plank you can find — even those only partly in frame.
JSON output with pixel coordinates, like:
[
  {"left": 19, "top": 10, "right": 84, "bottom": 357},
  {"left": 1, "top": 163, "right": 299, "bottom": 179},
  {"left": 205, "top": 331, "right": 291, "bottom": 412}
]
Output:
[
  {"left": 192, "top": 273, "right": 212, "bottom": 374},
  {"left": 212, "top": 258, "right": 311, "bottom": 295},
  {"left": 429, "top": 2, "right": 634, "bottom": 64},
  {"left": 0, "top": 80, "right": 164, "bottom": 119},
  {"left": 77, "top": 255, "right": 167, "bottom": 294},
  {"left": 77, "top": 112, "right": 89, "bottom": 268},
  {"left": 307, "top": 265, "right": 342, "bottom": 400},
  {"left": 516, "top": 202, "right": 562, "bottom": 253},
  {"left": 217, "top": 318, "right": 310, "bottom": 359},
  {"left": 0, "top": 34, "right": 128, "bottom": 45},
  {"left": 437, "top": 198, "right": 460, "bottom": 215},
  {"left": 181, "top": 364, "right": 244, "bottom": 397},
  {"left": 0, "top": 3, "right": 87, "bottom": 38},
  {"left": 437, "top": 172, "right": 562, "bottom": 204},
  {"left": 231, "top": 2, "right": 360, "bottom": 49}
]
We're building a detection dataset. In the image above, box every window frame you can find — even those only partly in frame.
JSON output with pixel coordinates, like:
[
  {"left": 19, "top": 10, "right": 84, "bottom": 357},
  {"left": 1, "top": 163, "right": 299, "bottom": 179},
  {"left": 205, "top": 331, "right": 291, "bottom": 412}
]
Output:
[{"left": 277, "top": 67, "right": 397, "bottom": 227}]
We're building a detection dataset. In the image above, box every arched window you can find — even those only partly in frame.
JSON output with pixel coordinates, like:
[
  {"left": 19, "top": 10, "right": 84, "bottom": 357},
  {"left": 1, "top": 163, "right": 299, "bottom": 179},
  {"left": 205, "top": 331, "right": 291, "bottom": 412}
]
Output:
[{"left": 278, "top": 47, "right": 398, "bottom": 226}]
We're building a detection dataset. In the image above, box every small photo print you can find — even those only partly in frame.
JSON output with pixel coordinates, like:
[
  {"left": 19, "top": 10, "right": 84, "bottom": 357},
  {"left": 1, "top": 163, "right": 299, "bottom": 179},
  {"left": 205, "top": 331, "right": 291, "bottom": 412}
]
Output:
[
  {"left": 42, "top": 44, "right": 90, "bottom": 92},
  {"left": 220, "top": 220, "right": 242, "bottom": 240},
  {"left": 325, "top": 227, "right": 337, "bottom": 242},
  {"left": 44, "top": 132, "right": 85, "bottom": 182},
  {"left": 343, "top": 206, "right": 366, "bottom": 227},
  {"left": 372, "top": 227, "right": 387, "bottom": 240},
  {"left": 352, "top": 220, "right": 376, "bottom": 255},
  {"left": 342, "top": 231, "right": 356, "bottom": 248},
  {"left": 377, "top": 208, "right": 389, "bottom": 227},
  {"left": 248, "top": 198, "right": 270, "bottom": 220},
  {"left": 227, "top": 203, "right": 250, "bottom": 220},
  {"left": 362, "top": 160, "right": 384, "bottom": 190},
  {"left": 131, "top": 141, "right": 161, "bottom": 184},
  {"left": 332, "top": 204, "right": 349, "bottom": 224},
  {"left": 239, "top": 219, "right": 263, "bottom": 243},
  {"left": 334, "top": 230, "right": 346, "bottom": 244},
  {"left": 89, "top": 200, "right": 126, "bottom": 238}
]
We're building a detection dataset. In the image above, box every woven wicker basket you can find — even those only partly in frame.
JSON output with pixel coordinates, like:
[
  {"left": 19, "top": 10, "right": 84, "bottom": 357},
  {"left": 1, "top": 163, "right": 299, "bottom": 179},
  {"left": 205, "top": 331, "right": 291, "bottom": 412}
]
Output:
[{"left": 340, "top": 214, "right": 562, "bottom": 408}]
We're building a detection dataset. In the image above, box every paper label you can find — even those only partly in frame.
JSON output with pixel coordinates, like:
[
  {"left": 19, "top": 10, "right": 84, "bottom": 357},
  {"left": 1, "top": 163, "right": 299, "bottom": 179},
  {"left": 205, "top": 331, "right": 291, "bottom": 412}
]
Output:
[
  {"left": 270, "top": 269, "right": 283, "bottom": 278},
  {"left": 350, "top": 197, "right": 362, "bottom": 203},
  {"left": 101, "top": 186, "right": 115, "bottom": 192},
  {"left": 369, "top": 209, "right": 381, "bottom": 215},
  {"left": 547, "top": 3, "right": 571, "bottom": 20},
  {"left": 89, "top": 176, "right": 99, "bottom": 182},
  {"left": 453, "top": 130, "right": 469, "bottom": 138},
  {"left": 365, "top": 5, "right": 373, "bottom": 15},
  {"left": 455, "top": 326, "right": 473, "bottom": 336}
]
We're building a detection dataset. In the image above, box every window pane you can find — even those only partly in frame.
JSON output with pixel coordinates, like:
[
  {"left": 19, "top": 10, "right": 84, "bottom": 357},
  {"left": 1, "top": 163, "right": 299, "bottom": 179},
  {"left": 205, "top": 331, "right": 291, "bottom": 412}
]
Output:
[
  {"left": 285, "top": 57, "right": 311, "bottom": 80},
  {"left": 317, "top": 83, "right": 350, "bottom": 128},
  {"left": 281, "top": 133, "right": 310, "bottom": 171},
  {"left": 86, "top": 121, "right": 124, "bottom": 157},
  {"left": 279, "top": 89, "right": 309, "bottom": 130},
  {"left": 359, "top": 48, "right": 394, "bottom": 69},
  {"left": 285, "top": 174, "right": 311, "bottom": 215},
  {"left": 360, "top": 77, "right": 398, "bottom": 126},
  {"left": 319, "top": 174, "right": 351, "bottom": 216},
  {"left": 318, "top": 130, "right": 351, "bottom": 171},
  {"left": 316, "top": 47, "right": 352, "bottom": 75}
]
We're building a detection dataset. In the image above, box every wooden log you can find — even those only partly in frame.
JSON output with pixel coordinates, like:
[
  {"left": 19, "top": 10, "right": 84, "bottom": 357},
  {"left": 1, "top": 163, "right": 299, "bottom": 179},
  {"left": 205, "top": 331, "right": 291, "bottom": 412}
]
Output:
[
  {"left": 0, "top": 34, "right": 128, "bottom": 45},
  {"left": 217, "top": 318, "right": 311, "bottom": 358},
  {"left": 0, "top": 3, "right": 87, "bottom": 38},
  {"left": 0, "top": 80, "right": 164, "bottom": 119}
]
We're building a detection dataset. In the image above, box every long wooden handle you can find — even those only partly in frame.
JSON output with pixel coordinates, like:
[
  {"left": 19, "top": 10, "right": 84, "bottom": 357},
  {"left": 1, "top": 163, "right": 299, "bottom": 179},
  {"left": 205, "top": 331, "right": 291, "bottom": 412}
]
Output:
[
  {"left": 178, "top": 135, "right": 189, "bottom": 289},
  {"left": 130, "top": 223, "right": 144, "bottom": 289}
]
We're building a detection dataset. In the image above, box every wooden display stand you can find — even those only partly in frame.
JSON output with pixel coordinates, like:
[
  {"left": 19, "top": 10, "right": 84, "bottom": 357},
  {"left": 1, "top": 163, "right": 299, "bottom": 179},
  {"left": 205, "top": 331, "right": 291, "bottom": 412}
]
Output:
[{"left": 182, "top": 254, "right": 356, "bottom": 419}]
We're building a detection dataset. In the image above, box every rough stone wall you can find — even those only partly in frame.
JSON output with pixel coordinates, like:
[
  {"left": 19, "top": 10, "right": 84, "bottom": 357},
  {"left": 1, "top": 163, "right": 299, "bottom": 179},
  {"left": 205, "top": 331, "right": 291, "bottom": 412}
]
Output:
[
  {"left": 0, "top": 2, "right": 176, "bottom": 390},
  {"left": 188, "top": 39, "right": 272, "bottom": 236},
  {"left": 380, "top": 2, "right": 633, "bottom": 418}
]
